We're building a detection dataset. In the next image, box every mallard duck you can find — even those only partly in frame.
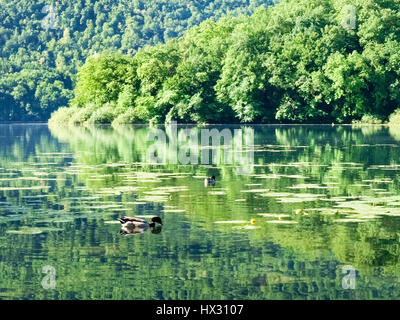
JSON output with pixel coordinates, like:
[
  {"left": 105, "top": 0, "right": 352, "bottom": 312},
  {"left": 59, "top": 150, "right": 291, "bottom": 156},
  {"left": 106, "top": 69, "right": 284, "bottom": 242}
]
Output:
[
  {"left": 118, "top": 216, "right": 163, "bottom": 235},
  {"left": 204, "top": 176, "right": 216, "bottom": 186}
]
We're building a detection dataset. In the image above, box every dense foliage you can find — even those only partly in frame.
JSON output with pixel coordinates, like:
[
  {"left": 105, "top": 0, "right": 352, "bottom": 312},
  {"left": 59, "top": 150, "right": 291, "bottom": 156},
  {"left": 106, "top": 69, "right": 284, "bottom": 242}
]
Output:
[
  {"left": 52, "top": 0, "right": 400, "bottom": 125},
  {"left": 0, "top": 0, "right": 269, "bottom": 121}
]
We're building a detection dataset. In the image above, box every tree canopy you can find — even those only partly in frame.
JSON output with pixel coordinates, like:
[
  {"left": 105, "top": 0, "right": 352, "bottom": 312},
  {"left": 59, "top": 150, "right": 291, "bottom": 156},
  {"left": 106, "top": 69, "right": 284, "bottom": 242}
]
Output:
[
  {"left": 0, "top": 0, "right": 270, "bottom": 121},
  {"left": 51, "top": 0, "right": 400, "bottom": 125}
]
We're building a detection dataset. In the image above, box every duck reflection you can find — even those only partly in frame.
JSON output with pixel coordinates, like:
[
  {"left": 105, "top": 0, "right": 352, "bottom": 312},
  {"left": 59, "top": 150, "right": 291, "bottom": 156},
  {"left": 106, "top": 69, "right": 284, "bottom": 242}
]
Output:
[{"left": 118, "top": 216, "right": 163, "bottom": 235}]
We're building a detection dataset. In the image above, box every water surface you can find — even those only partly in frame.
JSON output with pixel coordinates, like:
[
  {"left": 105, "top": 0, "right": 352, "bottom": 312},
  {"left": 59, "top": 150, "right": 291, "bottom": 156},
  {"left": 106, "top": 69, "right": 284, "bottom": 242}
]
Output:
[{"left": 1, "top": 124, "right": 400, "bottom": 299}]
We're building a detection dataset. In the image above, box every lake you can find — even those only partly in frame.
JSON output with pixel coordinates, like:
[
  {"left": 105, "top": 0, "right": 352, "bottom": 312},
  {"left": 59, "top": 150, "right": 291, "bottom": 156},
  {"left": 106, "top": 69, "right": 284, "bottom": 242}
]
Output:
[{"left": 1, "top": 124, "right": 400, "bottom": 299}]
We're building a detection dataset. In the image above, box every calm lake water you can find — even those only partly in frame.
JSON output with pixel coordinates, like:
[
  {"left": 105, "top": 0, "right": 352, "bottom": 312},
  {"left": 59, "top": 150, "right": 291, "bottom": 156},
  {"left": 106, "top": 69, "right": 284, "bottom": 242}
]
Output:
[{"left": 1, "top": 124, "right": 400, "bottom": 300}]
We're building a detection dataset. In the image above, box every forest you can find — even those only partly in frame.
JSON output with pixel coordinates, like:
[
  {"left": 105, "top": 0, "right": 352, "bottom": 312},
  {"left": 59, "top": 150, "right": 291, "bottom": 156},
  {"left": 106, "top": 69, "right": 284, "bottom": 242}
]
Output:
[
  {"left": 49, "top": 0, "right": 400, "bottom": 125},
  {"left": 0, "top": 0, "right": 269, "bottom": 121}
]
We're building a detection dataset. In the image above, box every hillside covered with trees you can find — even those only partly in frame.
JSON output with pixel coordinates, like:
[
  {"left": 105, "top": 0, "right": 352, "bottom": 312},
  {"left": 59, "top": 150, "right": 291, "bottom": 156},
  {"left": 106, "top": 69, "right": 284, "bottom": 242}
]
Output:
[
  {"left": 0, "top": 0, "right": 270, "bottom": 121},
  {"left": 50, "top": 0, "right": 400, "bottom": 125}
]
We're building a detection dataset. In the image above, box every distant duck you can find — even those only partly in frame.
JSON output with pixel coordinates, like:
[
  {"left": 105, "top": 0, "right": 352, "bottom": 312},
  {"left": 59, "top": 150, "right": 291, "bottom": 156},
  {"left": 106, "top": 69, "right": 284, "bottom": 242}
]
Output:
[
  {"left": 204, "top": 176, "right": 216, "bottom": 186},
  {"left": 118, "top": 216, "right": 162, "bottom": 235}
]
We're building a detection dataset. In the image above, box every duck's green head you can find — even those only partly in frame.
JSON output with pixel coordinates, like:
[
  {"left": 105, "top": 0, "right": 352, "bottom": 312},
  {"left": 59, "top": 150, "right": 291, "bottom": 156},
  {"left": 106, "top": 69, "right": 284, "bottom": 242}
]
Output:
[{"left": 151, "top": 217, "right": 163, "bottom": 225}]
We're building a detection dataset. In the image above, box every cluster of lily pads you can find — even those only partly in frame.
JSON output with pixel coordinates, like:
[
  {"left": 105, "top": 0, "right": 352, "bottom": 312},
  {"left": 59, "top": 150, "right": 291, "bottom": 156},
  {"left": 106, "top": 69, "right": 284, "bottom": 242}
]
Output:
[{"left": 1, "top": 139, "right": 400, "bottom": 238}]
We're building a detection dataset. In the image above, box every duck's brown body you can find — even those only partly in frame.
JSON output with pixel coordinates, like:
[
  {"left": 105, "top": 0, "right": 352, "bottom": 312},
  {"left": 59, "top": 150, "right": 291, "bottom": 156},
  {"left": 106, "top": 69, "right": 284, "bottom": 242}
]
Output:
[{"left": 118, "top": 216, "right": 163, "bottom": 235}]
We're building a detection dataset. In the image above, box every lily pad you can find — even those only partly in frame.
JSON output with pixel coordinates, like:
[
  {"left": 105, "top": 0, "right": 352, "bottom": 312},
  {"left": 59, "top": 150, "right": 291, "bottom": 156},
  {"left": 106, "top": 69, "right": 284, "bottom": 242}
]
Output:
[
  {"left": 334, "top": 219, "right": 367, "bottom": 223},
  {"left": 208, "top": 191, "right": 227, "bottom": 195},
  {"left": 266, "top": 220, "right": 298, "bottom": 224},
  {"left": 214, "top": 220, "right": 248, "bottom": 224},
  {"left": 258, "top": 213, "right": 290, "bottom": 218},
  {"left": 6, "top": 227, "right": 63, "bottom": 235},
  {"left": 6, "top": 228, "right": 43, "bottom": 235},
  {"left": 232, "top": 225, "right": 259, "bottom": 230}
]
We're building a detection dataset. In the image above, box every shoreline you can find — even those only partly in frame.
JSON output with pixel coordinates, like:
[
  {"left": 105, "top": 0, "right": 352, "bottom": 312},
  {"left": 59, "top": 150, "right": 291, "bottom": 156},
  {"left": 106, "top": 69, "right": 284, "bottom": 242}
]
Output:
[{"left": 1, "top": 122, "right": 399, "bottom": 127}]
